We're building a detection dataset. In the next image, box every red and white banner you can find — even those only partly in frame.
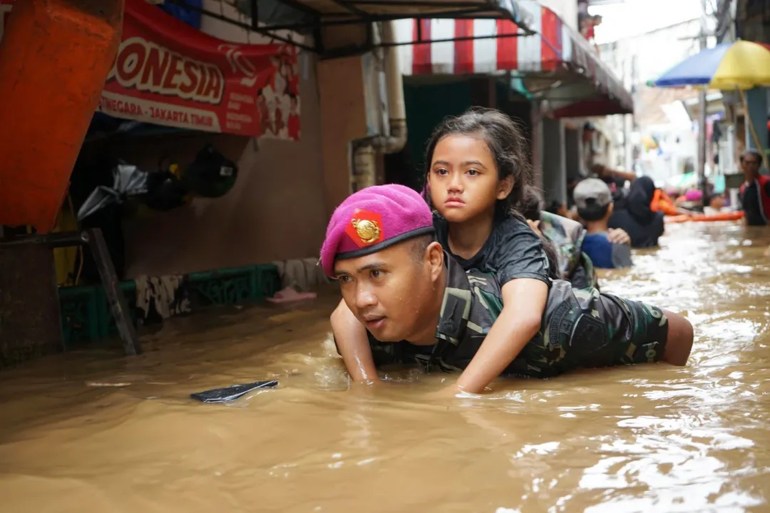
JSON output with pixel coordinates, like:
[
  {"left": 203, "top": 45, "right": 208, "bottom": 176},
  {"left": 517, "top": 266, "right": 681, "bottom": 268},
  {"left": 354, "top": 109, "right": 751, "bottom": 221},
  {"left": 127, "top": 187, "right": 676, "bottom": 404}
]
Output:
[
  {"left": 393, "top": 1, "right": 632, "bottom": 115},
  {"left": 394, "top": 12, "right": 564, "bottom": 76},
  {"left": 1, "top": 0, "right": 300, "bottom": 139}
]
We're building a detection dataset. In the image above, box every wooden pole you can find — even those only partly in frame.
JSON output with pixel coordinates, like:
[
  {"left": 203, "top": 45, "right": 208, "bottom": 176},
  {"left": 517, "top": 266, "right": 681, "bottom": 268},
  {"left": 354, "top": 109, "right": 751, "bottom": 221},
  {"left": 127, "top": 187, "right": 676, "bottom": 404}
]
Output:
[
  {"left": 84, "top": 229, "right": 141, "bottom": 356},
  {"left": 697, "top": 1, "right": 708, "bottom": 203}
]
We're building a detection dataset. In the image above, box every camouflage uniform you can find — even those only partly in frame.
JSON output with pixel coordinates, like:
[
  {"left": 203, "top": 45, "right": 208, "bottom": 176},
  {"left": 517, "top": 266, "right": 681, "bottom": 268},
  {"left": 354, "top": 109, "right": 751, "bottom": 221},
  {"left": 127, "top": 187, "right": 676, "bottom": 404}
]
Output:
[
  {"left": 538, "top": 211, "right": 598, "bottom": 290},
  {"left": 368, "top": 256, "right": 667, "bottom": 378}
]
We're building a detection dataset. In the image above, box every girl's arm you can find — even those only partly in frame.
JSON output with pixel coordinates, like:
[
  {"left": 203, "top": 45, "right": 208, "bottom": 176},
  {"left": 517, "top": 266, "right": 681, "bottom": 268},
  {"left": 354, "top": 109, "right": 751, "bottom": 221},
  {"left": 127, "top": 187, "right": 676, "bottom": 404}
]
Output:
[
  {"left": 455, "top": 278, "right": 548, "bottom": 393},
  {"left": 330, "top": 299, "right": 381, "bottom": 384}
]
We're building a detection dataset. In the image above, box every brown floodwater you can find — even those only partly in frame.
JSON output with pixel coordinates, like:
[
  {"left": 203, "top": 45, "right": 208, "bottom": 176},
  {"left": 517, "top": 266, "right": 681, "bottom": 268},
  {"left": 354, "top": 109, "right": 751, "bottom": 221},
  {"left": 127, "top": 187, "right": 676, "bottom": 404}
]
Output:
[{"left": 1, "top": 221, "right": 769, "bottom": 513}]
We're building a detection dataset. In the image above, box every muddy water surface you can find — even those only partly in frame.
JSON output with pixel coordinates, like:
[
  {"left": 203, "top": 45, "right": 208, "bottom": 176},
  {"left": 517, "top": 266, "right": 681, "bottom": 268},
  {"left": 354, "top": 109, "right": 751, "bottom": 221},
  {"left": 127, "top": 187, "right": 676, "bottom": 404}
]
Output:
[{"left": 0, "top": 222, "right": 768, "bottom": 513}]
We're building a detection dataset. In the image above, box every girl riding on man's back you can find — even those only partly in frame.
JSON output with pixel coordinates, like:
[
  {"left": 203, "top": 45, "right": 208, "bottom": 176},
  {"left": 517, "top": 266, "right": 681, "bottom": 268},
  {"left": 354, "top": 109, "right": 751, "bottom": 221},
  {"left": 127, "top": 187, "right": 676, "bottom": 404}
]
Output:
[
  {"left": 421, "top": 109, "right": 554, "bottom": 393},
  {"left": 331, "top": 108, "right": 554, "bottom": 394},
  {"left": 330, "top": 108, "right": 691, "bottom": 394}
]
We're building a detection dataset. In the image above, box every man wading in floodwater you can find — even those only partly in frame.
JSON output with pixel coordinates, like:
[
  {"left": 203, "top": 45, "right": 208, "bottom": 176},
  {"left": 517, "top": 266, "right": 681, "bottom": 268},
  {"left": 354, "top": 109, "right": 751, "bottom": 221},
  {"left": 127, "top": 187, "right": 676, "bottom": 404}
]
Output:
[{"left": 320, "top": 184, "right": 694, "bottom": 394}]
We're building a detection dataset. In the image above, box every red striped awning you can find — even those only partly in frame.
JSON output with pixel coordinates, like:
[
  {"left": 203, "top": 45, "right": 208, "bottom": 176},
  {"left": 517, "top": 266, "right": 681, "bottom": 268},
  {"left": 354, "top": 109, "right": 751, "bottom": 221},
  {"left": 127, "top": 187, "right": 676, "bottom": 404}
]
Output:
[{"left": 394, "top": 3, "right": 633, "bottom": 116}]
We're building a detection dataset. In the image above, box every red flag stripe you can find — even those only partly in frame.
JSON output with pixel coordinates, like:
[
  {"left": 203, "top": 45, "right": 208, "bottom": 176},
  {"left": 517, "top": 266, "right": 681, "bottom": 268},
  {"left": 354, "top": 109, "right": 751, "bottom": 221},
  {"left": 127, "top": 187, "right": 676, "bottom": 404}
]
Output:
[
  {"left": 413, "top": 19, "right": 432, "bottom": 75},
  {"left": 540, "top": 6, "right": 561, "bottom": 71},
  {"left": 454, "top": 19, "right": 474, "bottom": 74},
  {"left": 496, "top": 19, "right": 518, "bottom": 71}
]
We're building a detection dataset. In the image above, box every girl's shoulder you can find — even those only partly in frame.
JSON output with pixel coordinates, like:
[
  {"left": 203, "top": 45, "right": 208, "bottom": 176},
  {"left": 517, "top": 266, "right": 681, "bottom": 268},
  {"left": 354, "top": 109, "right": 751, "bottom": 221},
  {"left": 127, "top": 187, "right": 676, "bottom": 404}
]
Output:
[
  {"left": 491, "top": 215, "right": 538, "bottom": 241},
  {"left": 487, "top": 215, "right": 547, "bottom": 263},
  {"left": 488, "top": 216, "right": 552, "bottom": 285}
]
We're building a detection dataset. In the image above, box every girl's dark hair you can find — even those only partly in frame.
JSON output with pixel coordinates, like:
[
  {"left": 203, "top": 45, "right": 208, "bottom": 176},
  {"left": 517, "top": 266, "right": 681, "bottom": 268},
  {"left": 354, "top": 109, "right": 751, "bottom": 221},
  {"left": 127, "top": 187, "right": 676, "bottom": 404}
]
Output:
[
  {"left": 519, "top": 184, "right": 560, "bottom": 280},
  {"left": 423, "top": 108, "right": 533, "bottom": 219},
  {"left": 520, "top": 184, "right": 544, "bottom": 221},
  {"left": 741, "top": 149, "right": 762, "bottom": 163}
]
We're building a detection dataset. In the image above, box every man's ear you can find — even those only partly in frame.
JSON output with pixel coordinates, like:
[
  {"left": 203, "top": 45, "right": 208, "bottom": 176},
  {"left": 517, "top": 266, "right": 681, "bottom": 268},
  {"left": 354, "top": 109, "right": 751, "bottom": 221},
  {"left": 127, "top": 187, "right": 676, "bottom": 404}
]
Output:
[
  {"left": 426, "top": 241, "right": 444, "bottom": 280},
  {"left": 607, "top": 202, "right": 614, "bottom": 216},
  {"left": 497, "top": 175, "right": 514, "bottom": 200}
]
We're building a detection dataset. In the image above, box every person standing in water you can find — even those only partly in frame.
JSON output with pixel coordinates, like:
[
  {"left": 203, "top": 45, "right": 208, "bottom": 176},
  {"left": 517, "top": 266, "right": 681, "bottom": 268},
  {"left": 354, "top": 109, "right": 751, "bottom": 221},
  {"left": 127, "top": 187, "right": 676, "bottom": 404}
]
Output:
[
  {"left": 328, "top": 109, "right": 692, "bottom": 393},
  {"left": 608, "top": 176, "right": 665, "bottom": 248},
  {"left": 738, "top": 150, "right": 770, "bottom": 226},
  {"left": 331, "top": 108, "right": 549, "bottom": 391},
  {"left": 573, "top": 178, "right": 632, "bottom": 269}
]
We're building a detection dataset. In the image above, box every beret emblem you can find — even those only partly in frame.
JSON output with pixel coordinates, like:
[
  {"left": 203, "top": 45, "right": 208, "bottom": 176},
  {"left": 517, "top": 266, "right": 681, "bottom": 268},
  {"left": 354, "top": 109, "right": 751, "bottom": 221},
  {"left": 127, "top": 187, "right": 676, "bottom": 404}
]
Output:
[
  {"left": 345, "top": 209, "right": 383, "bottom": 247},
  {"left": 352, "top": 218, "right": 380, "bottom": 243}
]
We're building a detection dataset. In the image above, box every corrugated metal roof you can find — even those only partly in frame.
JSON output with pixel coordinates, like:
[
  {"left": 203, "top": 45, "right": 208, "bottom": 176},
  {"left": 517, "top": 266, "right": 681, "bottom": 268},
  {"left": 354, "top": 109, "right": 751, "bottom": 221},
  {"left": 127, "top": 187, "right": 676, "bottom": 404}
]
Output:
[
  {"left": 168, "top": 0, "right": 533, "bottom": 53},
  {"left": 293, "top": 0, "right": 525, "bottom": 19}
]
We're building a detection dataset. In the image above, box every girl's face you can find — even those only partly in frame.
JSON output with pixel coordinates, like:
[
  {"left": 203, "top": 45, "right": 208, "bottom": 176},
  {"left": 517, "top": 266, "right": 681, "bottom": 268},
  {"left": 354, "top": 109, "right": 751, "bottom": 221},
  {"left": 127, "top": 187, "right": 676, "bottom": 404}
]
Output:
[{"left": 427, "top": 134, "right": 512, "bottom": 224}]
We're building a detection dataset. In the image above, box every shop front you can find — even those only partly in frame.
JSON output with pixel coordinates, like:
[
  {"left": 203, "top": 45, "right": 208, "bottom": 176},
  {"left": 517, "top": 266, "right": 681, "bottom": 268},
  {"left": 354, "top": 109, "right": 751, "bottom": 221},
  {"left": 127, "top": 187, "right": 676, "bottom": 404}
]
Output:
[{"left": 392, "top": 0, "right": 633, "bottom": 203}]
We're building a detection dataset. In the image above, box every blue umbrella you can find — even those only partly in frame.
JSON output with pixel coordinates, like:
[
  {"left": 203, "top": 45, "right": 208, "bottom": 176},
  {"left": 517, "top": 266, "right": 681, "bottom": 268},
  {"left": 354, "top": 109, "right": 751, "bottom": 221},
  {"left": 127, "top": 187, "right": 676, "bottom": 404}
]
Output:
[
  {"left": 652, "top": 41, "right": 770, "bottom": 89},
  {"left": 653, "top": 44, "right": 730, "bottom": 87}
]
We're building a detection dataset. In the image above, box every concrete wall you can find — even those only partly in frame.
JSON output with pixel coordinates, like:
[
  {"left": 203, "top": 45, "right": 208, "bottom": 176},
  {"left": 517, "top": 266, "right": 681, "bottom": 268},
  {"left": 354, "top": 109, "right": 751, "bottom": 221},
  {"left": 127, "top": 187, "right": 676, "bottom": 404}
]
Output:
[
  {"left": 317, "top": 55, "right": 368, "bottom": 215},
  {"left": 200, "top": 4, "right": 369, "bottom": 224},
  {"left": 541, "top": 117, "right": 566, "bottom": 204},
  {"left": 112, "top": 5, "right": 334, "bottom": 278},
  {"left": 116, "top": 58, "right": 327, "bottom": 278}
]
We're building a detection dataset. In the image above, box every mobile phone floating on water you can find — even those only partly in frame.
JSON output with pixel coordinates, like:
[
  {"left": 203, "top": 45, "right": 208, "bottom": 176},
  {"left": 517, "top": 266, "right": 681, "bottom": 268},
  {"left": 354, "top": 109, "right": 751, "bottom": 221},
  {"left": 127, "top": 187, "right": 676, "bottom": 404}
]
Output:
[{"left": 190, "top": 380, "right": 278, "bottom": 403}]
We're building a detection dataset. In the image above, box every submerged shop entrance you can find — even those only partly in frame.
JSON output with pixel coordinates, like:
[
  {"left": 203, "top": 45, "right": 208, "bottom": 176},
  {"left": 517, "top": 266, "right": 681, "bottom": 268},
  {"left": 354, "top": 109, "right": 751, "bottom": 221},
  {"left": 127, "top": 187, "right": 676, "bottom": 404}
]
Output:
[{"left": 386, "top": 77, "right": 534, "bottom": 190}]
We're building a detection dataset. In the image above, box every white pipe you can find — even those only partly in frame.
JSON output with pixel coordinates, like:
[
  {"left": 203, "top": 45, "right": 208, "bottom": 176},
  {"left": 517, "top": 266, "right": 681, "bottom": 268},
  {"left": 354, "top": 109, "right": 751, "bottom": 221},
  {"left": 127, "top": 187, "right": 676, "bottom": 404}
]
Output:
[
  {"left": 350, "top": 142, "right": 377, "bottom": 191},
  {"left": 349, "top": 21, "right": 408, "bottom": 191},
  {"left": 381, "top": 20, "right": 407, "bottom": 153}
]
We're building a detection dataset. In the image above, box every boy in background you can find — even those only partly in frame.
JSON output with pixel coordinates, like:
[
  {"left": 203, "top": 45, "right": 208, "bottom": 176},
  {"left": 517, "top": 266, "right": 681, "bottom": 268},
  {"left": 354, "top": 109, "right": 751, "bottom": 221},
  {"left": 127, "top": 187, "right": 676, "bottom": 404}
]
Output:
[{"left": 574, "top": 178, "right": 632, "bottom": 269}]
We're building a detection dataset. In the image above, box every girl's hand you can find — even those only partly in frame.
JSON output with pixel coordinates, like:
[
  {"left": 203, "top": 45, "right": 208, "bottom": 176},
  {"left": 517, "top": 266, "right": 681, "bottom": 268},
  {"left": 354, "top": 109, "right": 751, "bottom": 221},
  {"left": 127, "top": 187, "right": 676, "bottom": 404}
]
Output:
[
  {"left": 421, "top": 383, "right": 473, "bottom": 402},
  {"left": 455, "top": 278, "right": 548, "bottom": 393}
]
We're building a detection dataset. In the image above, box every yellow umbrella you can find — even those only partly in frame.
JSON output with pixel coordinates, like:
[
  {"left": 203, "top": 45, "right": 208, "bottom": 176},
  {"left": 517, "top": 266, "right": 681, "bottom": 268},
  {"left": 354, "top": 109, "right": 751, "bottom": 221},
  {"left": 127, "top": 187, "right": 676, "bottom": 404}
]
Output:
[
  {"left": 641, "top": 134, "right": 658, "bottom": 151},
  {"left": 710, "top": 41, "right": 770, "bottom": 90}
]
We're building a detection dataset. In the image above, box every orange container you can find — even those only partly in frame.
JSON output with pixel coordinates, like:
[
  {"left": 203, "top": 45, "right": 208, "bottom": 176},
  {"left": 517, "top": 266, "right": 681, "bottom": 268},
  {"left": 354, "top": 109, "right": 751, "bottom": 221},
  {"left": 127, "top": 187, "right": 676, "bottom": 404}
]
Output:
[{"left": 0, "top": 0, "right": 123, "bottom": 232}]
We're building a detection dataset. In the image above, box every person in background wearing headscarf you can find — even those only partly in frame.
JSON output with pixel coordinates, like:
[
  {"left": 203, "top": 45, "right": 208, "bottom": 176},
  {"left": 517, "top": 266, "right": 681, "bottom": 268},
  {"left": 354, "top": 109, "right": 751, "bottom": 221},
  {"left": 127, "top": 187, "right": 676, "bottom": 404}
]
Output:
[{"left": 608, "top": 176, "right": 665, "bottom": 248}]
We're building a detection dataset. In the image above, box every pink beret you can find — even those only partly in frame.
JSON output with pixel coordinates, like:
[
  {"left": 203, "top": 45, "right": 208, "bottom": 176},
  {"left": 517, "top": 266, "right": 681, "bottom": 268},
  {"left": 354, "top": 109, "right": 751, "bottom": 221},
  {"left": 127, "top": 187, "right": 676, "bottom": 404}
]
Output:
[{"left": 319, "top": 184, "right": 434, "bottom": 278}]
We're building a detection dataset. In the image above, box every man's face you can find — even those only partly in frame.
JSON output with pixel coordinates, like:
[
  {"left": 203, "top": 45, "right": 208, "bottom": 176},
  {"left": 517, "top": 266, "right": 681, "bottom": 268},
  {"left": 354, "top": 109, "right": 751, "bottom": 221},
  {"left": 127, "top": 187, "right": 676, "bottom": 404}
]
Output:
[
  {"left": 334, "top": 242, "right": 439, "bottom": 342},
  {"left": 741, "top": 154, "right": 761, "bottom": 176}
]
